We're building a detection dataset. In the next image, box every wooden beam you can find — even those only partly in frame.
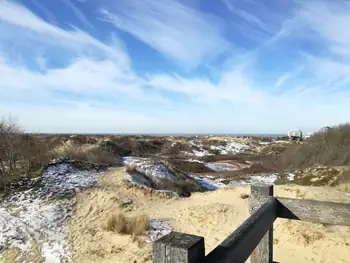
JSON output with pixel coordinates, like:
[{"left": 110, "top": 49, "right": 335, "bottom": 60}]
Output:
[
  {"left": 153, "top": 231, "right": 205, "bottom": 263},
  {"left": 276, "top": 197, "right": 350, "bottom": 226},
  {"left": 203, "top": 197, "right": 277, "bottom": 263},
  {"left": 249, "top": 184, "right": 274, "bottom": 263}
]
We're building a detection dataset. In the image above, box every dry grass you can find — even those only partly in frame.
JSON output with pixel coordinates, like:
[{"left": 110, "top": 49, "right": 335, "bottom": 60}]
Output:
[
  {"left": 55, "top": 144, "right": 121, "bottom": 166},
  {"left": 335, "top": 183, "right": 350, "bottom": 193},
  {"left": 278, "top": 123, "right": 350, "bottom": 170},
  {"left": 125, "top": 164, "right": 137, "bottom": 173},
  {"left": 104, "top": 213, "right": 151, "bottom": 238},
  {"left": 159, "top": 161, "right": 206, "bottom": 196},
  {"left": 257, "top": 144, "right": 289, "bottom": 156}
]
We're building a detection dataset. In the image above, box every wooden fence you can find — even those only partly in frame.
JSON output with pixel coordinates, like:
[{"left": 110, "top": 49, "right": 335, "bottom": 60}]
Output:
[{"left": 152, "top": 184, "right": 350, "bottom": 263}]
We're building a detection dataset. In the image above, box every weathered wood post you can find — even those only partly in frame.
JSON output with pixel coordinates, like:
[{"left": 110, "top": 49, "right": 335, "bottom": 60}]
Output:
[
  {"left": 249, "top": 184, "right": 274, "bottom": 263},
  {"left": 153, "top": 231, "right": 205, "bottom": 263}
]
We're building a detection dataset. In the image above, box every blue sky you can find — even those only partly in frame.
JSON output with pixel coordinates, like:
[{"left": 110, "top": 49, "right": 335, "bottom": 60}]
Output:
[{"left": 0, "top": 0, "right": 350, "bottom": 134}]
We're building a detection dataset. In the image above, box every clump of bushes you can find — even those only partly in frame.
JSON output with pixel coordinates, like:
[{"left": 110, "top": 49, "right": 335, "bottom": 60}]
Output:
[
  {"left": 257, "top": 144, "right": 288, "bottom": 156},
  {"left": 55, "top": 144, "right": 121, "bottom": 166},
  {"left": 160, "top": 161, "right": 207, "bottom": 197},
  {"left": 104, "top": 213, "right": 151, "bottom": 238},
  {"left": 273, "top": 123, "right": 350, "bottom": 187},
  {"left": 124, "top": 160, "right": 206, "bottom": 197},
  {"left": 278, "top": 123, "right": 350, "bottom": 170},
  {"left": 0, "top": 117, "right": 52, "bottom": 188}
]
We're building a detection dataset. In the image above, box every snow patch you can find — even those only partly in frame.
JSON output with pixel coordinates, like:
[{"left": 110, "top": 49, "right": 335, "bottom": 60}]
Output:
[
  {"left": 147, "top": 219, "right": 172, "bottom": 242},
  {"left": 287, "top": 173, "right": 296, "bottom": 181},
  {"left": 0, "top": 163, "right": 101, "bottom": 262},
  {"left": 206, "top": 162, "right": 241, "bottom": 172},
  {"left": 122, "top": 157, "right": 175, "bottom": 181},
  {"left": 189, "top": 173, "right": 278, "bottom": 190},
  {"left": 209, "top": 141, "right": 249, "bottom": 155}
]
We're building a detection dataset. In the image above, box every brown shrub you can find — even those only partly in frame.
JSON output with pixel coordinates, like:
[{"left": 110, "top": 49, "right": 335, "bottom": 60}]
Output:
[
  {"left": 104, "top": 213, "right": 151, "bottom": 238},
  {"left": 0, "top": 117, "right": 51, "bottom": 188},
  {"left": 125, "top": 163, "right": 137, "bottom": 173},
  {"left": 240, "top": 193, "right": 250, "bottom": 199},
  {"left": 57, "top": 145, "right": 121, "bottom": 166},
  {"left": 278, "top": 123, "right": 350, "bottom": 170},
  {"left": 258, "top": 144, "right": 288, "bottom": 156},
  {"left": 165, "top": 159, "right": 214, "bottom": 173},
  {"left": 159, "top": 161, "right": 206, "bottom": 196}
]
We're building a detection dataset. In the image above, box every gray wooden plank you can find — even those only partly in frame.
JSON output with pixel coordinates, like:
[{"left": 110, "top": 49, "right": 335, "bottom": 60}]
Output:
[
  {"left": 153, "top": 231, "right": 205, "bottom": 263},
  {"left": 249, "top": 184, "right": 274, "bottom": 263},
  {"left": 276, "top": 197, "right": 350, "bottom": 226},
  {"left": 203, "top": 197, "right": 277, "bottom": 263}
]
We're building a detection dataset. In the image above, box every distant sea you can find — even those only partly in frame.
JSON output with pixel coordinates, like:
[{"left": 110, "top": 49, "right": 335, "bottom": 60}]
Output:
[
  {"left": 132, "top": 133, "right": 286, "bottom": 137},
  {"left": 41, "top": 133, "right": 285, "bottom": 137},
  {"left": 36, "top": 132, "right": 286, "bottom": 137}
]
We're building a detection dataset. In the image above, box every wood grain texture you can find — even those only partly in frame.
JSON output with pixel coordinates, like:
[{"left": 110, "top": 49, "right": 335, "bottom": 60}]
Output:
[
  {"left": 276, "top": 197, "right": 350, "bottom": 226},
  {"left": 153, "top": 231, "right": 205, "bottom": 263},
  {"left": 249, "top": 185, "right": 274, "bottom": 263},
  {"left": 202, "top": 197, "right": 277, "bottom": 263}
]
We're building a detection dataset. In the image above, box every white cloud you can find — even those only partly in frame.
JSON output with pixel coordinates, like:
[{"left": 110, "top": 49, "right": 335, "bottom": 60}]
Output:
[
  {"left": 0, "top": 0, "right": 350, "bottom": 134},
  {"left": 0, "top": 0, "right": 130, "bottom": 68},
  {"left": 100, "top": 0, "right": 230, "bottom": 69},
  {"left": 291, "top": 1, "right": 350, "bottom": 86},
  {"left": 0, "top": 104, "right": 162, "bottom": 134},
  {"left": 298, "top": 1, "right": 350, "bottom": 59}
]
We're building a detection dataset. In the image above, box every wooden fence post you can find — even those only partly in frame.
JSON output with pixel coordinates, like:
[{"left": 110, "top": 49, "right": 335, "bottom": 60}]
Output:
[
  {"left": 249, "top": 184, "right": 274, "bottom": 263},
  {"left": 153, "top": 231, "right": 205, "bottom": 263}
]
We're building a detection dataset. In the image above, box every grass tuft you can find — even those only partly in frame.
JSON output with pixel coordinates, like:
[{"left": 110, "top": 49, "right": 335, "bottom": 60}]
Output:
[{"left": 104, "top": 213, "right": 151, "bottom": 238}]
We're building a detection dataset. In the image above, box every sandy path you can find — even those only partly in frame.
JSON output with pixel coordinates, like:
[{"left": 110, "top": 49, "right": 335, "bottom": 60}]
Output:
[{"left": 68, "top": 168, "right": 350, "bottom": 263}]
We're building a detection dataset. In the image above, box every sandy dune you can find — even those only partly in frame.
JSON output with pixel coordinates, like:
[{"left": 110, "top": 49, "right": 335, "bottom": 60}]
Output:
[{"left": 67, "top": 168, "right": 350, "bottom": 263}]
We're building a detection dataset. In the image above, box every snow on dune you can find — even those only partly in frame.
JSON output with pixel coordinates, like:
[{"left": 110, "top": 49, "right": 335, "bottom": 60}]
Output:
[
  {"left": 206, "top": 162, "right": 242, "bottom": 172},
  {"left": 122, "top": 157, "right": 175, "bottom": 181},
  {"left": 189, "top": 173, "right": 278, "bottom": 190},
  {"left": 0, "top": 163, "right": 101, "bottom": 262},
  {"left": 209, "top": 141, "right": 249, "bottom": 155},
  {"left": 122, "top": 157, "right": 181, "bottom": 195},
  {"left": 148, "top": 219, "right": 172, "bottom": 242},
  {"left": 185, "top": 139, "right": 250, "bottom": 157}
]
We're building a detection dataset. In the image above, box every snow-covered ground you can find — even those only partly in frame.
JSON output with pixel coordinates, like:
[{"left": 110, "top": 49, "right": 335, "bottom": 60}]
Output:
[
  {"left": 209, "top": 141, "right": 249, "bottom": 155},
  {"left": 122, "top": 157, "right": 175, "bottom": 181},
  {"left": 189, "top": 173, "right": 278, "bottom": 190},
  {"left": 183, "top": 139, "right": 250, "bottom": 157},
  {"left": 0, "top": 161, "right": 175, "bottom": 262},
  {"left": 147, "top": 219, "right": 172, "bottom": 242},
  {"left": 0, "top": 163, "right": 101, "bottom": 262},
  {"left": 287, "top": 173, "right": 296, "bottom": 181},
  {"left": 122, "top": 157, "right": 278, "bottom": 192},
  {"left": 206, "top": 162, "right": 245, "bottom": 172},
  {"left": 0, "top": 151, "right": 280, "bottom": 262}
]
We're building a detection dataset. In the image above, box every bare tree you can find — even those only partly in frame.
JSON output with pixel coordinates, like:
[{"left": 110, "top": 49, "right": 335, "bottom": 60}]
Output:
[
  {"left": 0, "top": 117, "right": 50, "bottom": 188},
  {"left": 0, "top": 117, "right": 22, "bottom": 181}
]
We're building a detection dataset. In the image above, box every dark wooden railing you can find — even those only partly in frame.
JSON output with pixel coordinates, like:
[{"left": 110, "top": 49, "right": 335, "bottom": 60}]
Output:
[{"left": 152, "top": 184, "right": 350, "bottom": 263}]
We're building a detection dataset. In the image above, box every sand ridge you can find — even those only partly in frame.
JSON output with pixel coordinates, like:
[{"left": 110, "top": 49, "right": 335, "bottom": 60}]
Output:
[{"left": 67, "top": 168, "right": 350, "bottom": 263}]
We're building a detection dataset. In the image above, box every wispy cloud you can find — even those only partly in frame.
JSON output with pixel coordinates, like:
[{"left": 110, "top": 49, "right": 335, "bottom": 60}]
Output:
[
  {"left": 274, "top": 65, "right": 304, "bottom": 88},
  {"left": 59, "top": 0, "right": 94, "bottom": 28},
  {"left": 0, "top": 0, "right": 130, "bottom": 67},
  {"left": 290, "top": 1, "right": 350, "bottom": 88},
  {"left": 31, "top": 0, "right": 58, "bottom": 25},
  {"left": 298, "top": 1, "right": 350, "bottom": 59},
  {"left": 100, "top": 0, "right": 230, "bottom": 69},
  {"left": 1, "top": 0, "right": 350, "bottom": 134}
]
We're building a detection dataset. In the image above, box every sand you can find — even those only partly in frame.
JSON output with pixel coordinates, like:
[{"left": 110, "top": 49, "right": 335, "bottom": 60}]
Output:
[{"left": 67, "top": 168, "right": 350, "bottom": 263}]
